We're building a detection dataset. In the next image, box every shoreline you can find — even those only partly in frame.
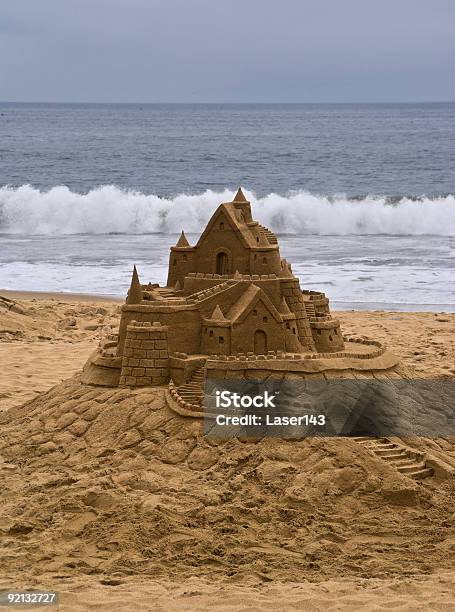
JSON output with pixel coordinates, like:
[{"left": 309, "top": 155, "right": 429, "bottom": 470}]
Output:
[{"left": 0, "top": 289, "right": 123, "bottom": 303}]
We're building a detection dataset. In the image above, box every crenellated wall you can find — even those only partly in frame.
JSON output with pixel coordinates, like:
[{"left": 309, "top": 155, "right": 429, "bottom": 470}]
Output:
[
  {"left": 310, "top": 319, "right": 345, "bottom": 352},
  {"left": 117, "top": 304, "right": 201, "bottom": 356}
]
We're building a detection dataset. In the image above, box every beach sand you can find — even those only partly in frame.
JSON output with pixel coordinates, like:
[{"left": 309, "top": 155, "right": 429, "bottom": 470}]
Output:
[{"left": 1, "top": 291, "right": 454, "bottom": 610}]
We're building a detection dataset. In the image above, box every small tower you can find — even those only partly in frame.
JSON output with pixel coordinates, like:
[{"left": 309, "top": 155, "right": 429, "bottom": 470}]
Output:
[
  {"left": 167, "top": 230, "right": 195, "bottom": 288},
  {"left": 175, "top": 230, "right": 190, "bottom": 247},
  {"left": 126, "top": 265, "right": 142, "bottom": 305},
  {"left": 233, "top": 187, "right": 248, "bottom": 202},
  {"left": 202, "top": 304, "right": 231, "bottom": 355},
  {"left": 232, "top": 187, "right": 253, "bottom": 223}
]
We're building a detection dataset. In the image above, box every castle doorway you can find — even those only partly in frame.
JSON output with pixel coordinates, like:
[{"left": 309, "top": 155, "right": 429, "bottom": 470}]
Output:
[
  {"left": 216, "top": 251, "right": 229, "bottom": 275},
  {"left": 254, "top": 330, "right": 267, "bottom": 354}
]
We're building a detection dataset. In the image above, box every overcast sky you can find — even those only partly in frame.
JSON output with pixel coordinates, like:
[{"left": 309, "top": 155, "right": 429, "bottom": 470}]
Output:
[{"left": 1, "top": 0, "right": 454, "bottom": 103}]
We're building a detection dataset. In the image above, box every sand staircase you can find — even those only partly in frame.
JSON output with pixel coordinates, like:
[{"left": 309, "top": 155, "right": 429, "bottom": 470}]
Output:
[
  {"left": 258, "top": 224, "right": 278, "bottom": 244},
  {"left": 304, "top": 301, "right": 316, "bottom": 320},
  {"left": 352, "top": 437, "right": 433, "bottom": 480},
  {"left": 176, "top": 366, "right": 206, "bottom": 408}
]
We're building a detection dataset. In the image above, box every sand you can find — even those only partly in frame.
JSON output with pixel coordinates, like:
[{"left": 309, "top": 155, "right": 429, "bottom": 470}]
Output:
[{"left": 1, "top": 291, "right": 454, "bottom": 610}]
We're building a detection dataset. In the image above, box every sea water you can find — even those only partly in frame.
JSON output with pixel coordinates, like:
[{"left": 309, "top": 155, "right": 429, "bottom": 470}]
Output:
[{"left": 1, "top": 103, "right": 454, "bottom": 310}]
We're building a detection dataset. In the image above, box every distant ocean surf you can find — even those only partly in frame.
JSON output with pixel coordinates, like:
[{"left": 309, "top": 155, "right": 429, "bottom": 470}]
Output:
[
  {"left": 1, "top": 185, "right": 455, "bottom": 236},
  {"left": 1, "top": 186, "right": 454, "bottom": 311}
]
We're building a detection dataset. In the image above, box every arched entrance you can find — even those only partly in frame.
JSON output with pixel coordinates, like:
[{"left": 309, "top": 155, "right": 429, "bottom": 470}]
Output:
[
  {"left": 254, "top": 330, "right": 267, "bottom": 354},
  {"left": 216, "top": 251, "right": 229, "bottom": 275}
]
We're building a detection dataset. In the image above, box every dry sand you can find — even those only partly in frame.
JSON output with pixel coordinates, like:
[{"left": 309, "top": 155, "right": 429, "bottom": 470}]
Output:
[{"left": 1, "top": 291, "right": 454, "bottom": 610}]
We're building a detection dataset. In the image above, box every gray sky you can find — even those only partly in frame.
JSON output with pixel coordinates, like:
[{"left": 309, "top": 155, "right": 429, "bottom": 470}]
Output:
[{"left": 1, "top": 0, "right": 454, "bottom": 103}]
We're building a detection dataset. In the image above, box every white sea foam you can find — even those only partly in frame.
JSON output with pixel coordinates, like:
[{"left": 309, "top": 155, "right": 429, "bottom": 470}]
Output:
[{"left": 1, "top": 185, "right": 455, "bottom": 236}]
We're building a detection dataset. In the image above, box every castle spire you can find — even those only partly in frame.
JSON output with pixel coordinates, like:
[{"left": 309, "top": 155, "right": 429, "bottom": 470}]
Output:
[
  {"left": 210, "top": 304, "right": 226, "bottom": 321},
  {"left": 233, "top": 187, "right": 248, "bottom": 203},
  {"left": 175, "top": 230, "right": 190, "bottom": 247},
  {"left": 126, "top": 265, "right": 143, "bottom": 304}
]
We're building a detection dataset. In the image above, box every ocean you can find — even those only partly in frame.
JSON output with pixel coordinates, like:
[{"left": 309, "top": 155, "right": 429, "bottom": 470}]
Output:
[{"left": 1, "top": 102, "right": 454, "bottom": 311}]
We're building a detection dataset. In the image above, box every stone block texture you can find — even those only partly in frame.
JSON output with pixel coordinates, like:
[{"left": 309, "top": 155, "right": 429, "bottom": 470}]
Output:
[{"left": 119, "top": 321, "right": 170, "bottom": 387}]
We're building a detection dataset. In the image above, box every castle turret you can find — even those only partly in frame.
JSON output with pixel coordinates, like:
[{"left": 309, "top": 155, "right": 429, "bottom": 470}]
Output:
[
  {"left": 126, "top": 265, "right": 143, "bottom": 305},
  {"left": 202, "top": 304, "right": 231, "bottom": 355},
  {"left": 119, "top": 321, "right": 169, "bottom": 387},
  {"left": 175, "top": 230, "right": 190, "bottom": 247},
  {"left": 231, "top": 187, "right": 253, "bottom": 223},
  {"left": 167, "top": 230, "right": 196, "bottom": 288}
]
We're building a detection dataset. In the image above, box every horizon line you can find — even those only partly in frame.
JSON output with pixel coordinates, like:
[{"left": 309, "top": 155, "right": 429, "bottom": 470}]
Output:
[{"left": 1, "top": 100, "right": 454, "bottom": 106}]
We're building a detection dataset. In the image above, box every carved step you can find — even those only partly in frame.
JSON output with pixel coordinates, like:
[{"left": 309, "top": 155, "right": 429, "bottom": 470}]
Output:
[
  {"left": 176, "top": 366, "right": 206, "bottom": 407},
  {"left": 352, "top": 437, "right": 433, "bottom": 481},
  {"left": 397, "top": 461, "right": 428, "bottom": 474},
  {"left": 407, "top": 468, "right": 434, "bottom": 479},
  {"left": 379, "top": 451, "right": 408, "bottom": 460}
]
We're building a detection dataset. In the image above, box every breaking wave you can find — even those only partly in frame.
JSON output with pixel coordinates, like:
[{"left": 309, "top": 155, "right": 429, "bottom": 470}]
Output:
[{"left": 1, "top": 184, "right": 455, "bottom": 236}]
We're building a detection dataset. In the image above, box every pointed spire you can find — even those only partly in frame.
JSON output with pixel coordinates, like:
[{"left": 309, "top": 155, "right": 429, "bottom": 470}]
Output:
[
  {"left": 234, "top": 269, "right": 242, "bottom": 279},
  {"left": 174, "top": 280, "right": 181, "bottom": 291},
  {"left": 210, "top": 304, "right": 226, "bottom": 321},
  {"left": 175, "top": 230, "right": 190, "bottom": 247},
  {"left": 280, "top": 297, "right": 292, "bottom": 315},
  {"left": 233, "top": 187, "right": 248, "bottom": 203},
  {"left": 126, "top": 265, "right": 143, "bottom": 304}
]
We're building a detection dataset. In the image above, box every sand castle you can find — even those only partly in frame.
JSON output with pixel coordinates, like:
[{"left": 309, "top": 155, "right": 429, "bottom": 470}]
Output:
[{"left": 82, "top": 189, "right": 398, "bottom": 411}]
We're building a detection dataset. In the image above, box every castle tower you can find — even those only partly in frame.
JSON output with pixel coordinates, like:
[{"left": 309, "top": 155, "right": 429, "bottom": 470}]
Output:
[
  {"left": 126, "top": 265, "right": 143, "bottom": 305},
  {"left": 119, "top": 321, "right": 169, "bottom": 387},
  {"left": 167, "top": 230, "right": 196, "bottom": 288},
  {"left": 201, "top": 304, "right": 231, "bottom": 356}
]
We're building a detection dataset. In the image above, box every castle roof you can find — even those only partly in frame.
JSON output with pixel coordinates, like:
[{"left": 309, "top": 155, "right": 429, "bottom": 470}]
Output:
[
  {"left": 175, "top": 230, "right": 190, "bottom": 248},
  {"left": 126, "top": 265, "right": 143, "bottom": 305},
  {"left": 209, "top": 304, "right": 227, "bottom": 321},
  {"left": 195, "top": 193, "right": 276, "bottom": 252},
  {"left": 233, "top": 187, "right": 248, "bottom": 202},
  {"left": 227, "top": 284, "right": 282, "bottom": 324}
]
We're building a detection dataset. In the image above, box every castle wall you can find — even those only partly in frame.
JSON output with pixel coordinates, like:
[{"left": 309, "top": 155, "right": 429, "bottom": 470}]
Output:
[
  {"left": 302, "top": 290, "right": 331, "bottom": 316},
  {"left": 184, "top": 275, "right": 283, "bottom": 309},
  {"left": 119, "top": 321, "right": 169, "bottom": 387},
  {"left": 201, "top": 323, "right": 231, "bottom": 355},
  {"left": 279, "top": 279, "right": 316, "bottom": 351},
  {"left": 249, "top": 248, "right": 282, "bottom": 276},
  {"left": 231, "top": 301, "right": 285, "bottom": 355},
  {"left": 118, "top": 305, "right": 201, "bottom": 356},
  {"left": 282, "top": 316, "right": 303, "bottom": 352},
  {"left": 195, "top": 225, "right": 251, "bottom": 275}
]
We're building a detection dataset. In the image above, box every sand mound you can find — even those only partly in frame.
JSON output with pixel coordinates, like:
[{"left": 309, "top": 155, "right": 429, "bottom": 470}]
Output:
[
  {"left": 0, "top": 294, "right": 120, "bottom": 411},
  {"left": 1, "top": 377, "right": 455, "bottom": 587}
]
